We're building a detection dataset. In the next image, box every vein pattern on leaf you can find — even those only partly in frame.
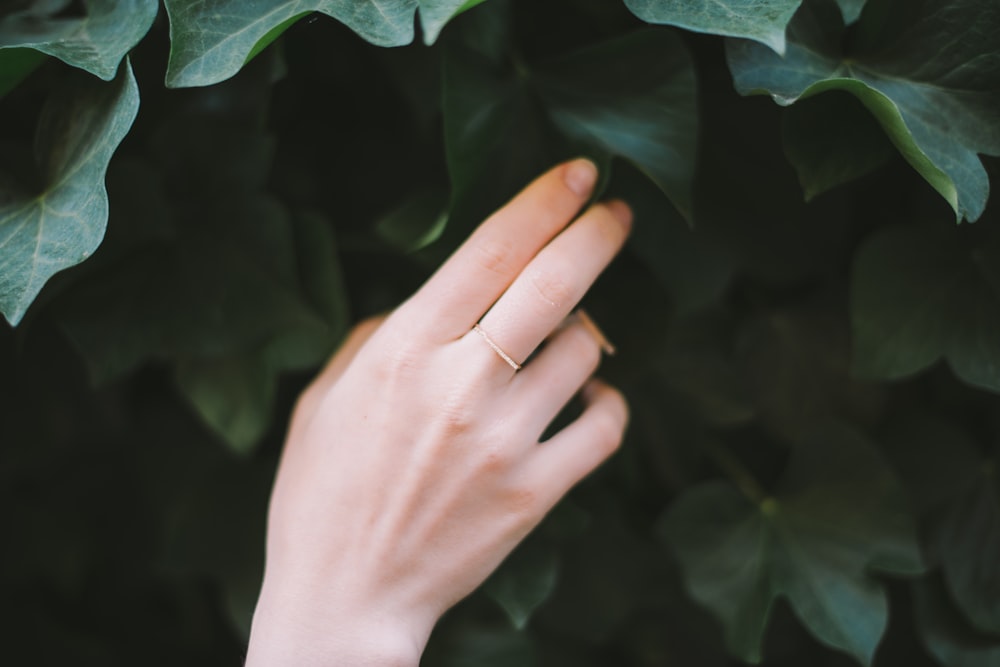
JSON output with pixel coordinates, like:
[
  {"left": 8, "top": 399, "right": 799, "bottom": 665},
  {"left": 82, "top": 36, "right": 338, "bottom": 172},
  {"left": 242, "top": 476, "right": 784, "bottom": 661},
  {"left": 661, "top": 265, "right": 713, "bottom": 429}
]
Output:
[
  {"left": 726, "top": 0, "right": 1000, "bottom": 221},
  {"left": 0, "top": 0, "right": 157, "bottom": 80},
  {"left": 0, "top": 62, "right": 139, "bottom": 326}
]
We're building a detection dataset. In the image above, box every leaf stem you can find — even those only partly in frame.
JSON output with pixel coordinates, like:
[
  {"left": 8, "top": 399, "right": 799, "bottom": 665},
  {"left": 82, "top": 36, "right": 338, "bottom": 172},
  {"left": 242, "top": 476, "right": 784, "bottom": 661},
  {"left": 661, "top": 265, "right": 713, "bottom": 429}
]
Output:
[{"left": 706, "top": 441, "right": 772, "bottom": 508}]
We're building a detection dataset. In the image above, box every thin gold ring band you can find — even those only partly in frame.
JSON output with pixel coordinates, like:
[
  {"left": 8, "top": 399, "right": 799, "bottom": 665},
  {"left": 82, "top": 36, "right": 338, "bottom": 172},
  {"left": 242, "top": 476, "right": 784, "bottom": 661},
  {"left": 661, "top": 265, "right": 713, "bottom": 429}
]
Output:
[{"left": 472, "top": 323, "right": 522, "bottom": 371}]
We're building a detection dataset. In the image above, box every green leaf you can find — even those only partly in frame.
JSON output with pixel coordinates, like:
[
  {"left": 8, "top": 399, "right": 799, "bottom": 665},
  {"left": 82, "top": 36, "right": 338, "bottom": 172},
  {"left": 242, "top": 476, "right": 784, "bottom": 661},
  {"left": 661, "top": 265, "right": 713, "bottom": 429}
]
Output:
[
  {"left": 0, "top": 47, "right": 46, "bottom": 97},
  {"left": 726, "top": 0, "right": 1000, "bottom": 222},
  {"left": 484, "top": 540, "right": 559, "bottom": 630},
  {"left": 175, "top": 356, "right": 277, "bottom": 457},
  {"left": 660, "top": 424, "right": 925, "bottom": 665},
  {"left": 881, "top": 415, "right": 1000, "bottom": 635},
  {"left": 161, "top": 458, "right": 272, "bottom": 638},
  {"left": 0, "top": 61, "right": 139, "bottom": 326},
  {"left": 534, "top": 29, "right": 699, "bottom": 219},
  {"left": 442, "top": 28, "right": 698, "bottom": 237},
  {"left": 164, "top": 0, "right": 419, "bottom": 87},
  {"left": 850, "top": 224, "right": 1000, "bottom": 393},
  {"left": 937, "top": 465, "right": 1000, "bottom": 636},
  {"left": 624, "top": 0, "right": 802, "bottom": 54},
  {"left": 374, "top": 190, "right": 450, "bottom": 254},
  {"left": 420, "top": 0, "right": 490, "bottom": 44},
  {"left": 0, "top": 0, "right": 157, "bottom": 81},
  {"left": 836, "top": 0, "right": 867, "bottom": 23},
  {"left": 781, "top": 92, "right": 894, "bottom": 200},
  {"left": 914, "top": 575, "right": 1000, "bottom": 667}
]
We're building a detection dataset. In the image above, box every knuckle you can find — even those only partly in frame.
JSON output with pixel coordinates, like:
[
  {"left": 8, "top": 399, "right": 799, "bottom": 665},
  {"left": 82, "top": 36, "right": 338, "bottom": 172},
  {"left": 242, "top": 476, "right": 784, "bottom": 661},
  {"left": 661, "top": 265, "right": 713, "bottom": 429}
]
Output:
[
  {"left": 477, "top": 444, "right": 512, "bottom": 475},
  {"left": 437, "top": 397, "right": 476, "bottom": 438},
  {"left": 372, "top": 338, "right": 423, "bottom": 384},
  {"left": 528, "top": 265, "right": 575, "bottom": 309},
  {"left": 472, "top": 236, "right": 516, "bottom": 277},
  {"left": 502, "top": 484, "right": 541, "bottom": 519}
]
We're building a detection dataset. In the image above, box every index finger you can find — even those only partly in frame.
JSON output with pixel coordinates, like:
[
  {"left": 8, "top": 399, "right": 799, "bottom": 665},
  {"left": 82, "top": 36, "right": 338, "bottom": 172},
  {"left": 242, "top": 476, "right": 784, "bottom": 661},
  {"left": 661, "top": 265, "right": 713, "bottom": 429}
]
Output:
[{"left": 399, "top": 159, "right": 599, "bottom": 340}]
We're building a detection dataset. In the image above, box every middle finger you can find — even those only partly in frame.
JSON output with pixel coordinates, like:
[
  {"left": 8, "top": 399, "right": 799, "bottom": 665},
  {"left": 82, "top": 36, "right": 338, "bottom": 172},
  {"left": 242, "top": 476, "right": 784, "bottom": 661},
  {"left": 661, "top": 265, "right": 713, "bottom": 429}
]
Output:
[{"left": 472, "top": 200, "right": 631, "bottom": 371}]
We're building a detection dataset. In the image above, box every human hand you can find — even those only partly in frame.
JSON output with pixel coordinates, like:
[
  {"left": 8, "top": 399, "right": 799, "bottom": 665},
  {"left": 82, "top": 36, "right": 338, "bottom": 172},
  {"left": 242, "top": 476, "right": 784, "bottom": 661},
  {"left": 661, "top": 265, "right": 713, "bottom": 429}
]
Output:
[{"left": 244, "top": 159, "right": 632, "bottom": 666}]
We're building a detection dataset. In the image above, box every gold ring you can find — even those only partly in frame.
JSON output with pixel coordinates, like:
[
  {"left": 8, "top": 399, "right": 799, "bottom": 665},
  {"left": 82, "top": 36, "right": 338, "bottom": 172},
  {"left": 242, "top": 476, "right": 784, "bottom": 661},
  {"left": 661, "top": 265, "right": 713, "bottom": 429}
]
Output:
[{"left": 472, "top": 323, "right": 522, "bottom": 371}]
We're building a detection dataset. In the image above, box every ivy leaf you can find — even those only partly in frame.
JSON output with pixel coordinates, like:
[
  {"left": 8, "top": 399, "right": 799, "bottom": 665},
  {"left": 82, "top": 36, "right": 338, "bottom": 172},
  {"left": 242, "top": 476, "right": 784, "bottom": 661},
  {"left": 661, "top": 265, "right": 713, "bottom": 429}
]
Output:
[
  {"left": 161, "top": 458, "right": 272, "bottom": 638},
  {"left": 0, "top": 0, "right": 157, "bottom": 81},
  {"left": 484, "top": 539, "right": 559, "bottom": 630},
  {"left": 936, "top": 462, "right": 1000, "bottom": 635},
  {"left": 624, "top": 0, "right": 801, "bottom": 54},
  {"left": 781, "top": 92, "right": 894, "bottom": 200},
  {"left": 913, "top": 575, "right": 1000, "bottom": 667},
  {"left": 442, "top": 28, "right": 698, "bottom": 238},
  {"left": 419, "top": 0, "right": 490, "bottom": 44},
  {"left": 534, "top": 29, "right": 698, "bottom": 219},
  {"left": 726, "top": 0, "right": 1000, "bottom": 222},
  {"left": 836, "top": 0, "right": 866, "bottom": 23},
  {"left": 164, "top": 0, "right": 417, "bottom": 87},
  {"left": 0, "top": 61, "right": 139, "bottom": 326},
  {"left": 660, "top": 424, "right": 925, "bottom": 665},
  {"left": 882, "top": 416, "right": 1000, "bottom": 635},
  {"left": 850, "top": 224, "right": 1000, "bottom": 393}
]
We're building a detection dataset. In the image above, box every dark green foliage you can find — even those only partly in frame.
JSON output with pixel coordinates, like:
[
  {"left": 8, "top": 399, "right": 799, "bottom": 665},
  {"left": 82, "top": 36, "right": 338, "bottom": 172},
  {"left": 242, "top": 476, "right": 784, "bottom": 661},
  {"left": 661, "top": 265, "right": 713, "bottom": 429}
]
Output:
[{"left": 1, "top": 0, "right": 999, "bottom": 664}]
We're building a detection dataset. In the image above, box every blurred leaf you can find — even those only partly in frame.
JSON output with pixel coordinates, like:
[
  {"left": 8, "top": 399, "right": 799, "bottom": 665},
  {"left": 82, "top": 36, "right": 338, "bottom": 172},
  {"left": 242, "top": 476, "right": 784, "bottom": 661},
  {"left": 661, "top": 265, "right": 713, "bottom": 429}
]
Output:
[
  {"left": 0, "top": 61, "right": 138, "bottom": 326},
  {"left": 913, "top": 575, "right": 1000, "bottom": 667},
  {"left": 624, "top": 0, "right": 802, "bottom": 54},
  {"left": 375, "top": 189, "right": 450, "bottom": 253},
  {"left": 937, "top": 464, "right": 1000, "bottom": 635},
  {"left": 175, "top": 356, "right": 276, "bottom": 457},
  {"left": 836, "top": 0, "right": 867, "bottom": 23},
  {"left": 423, "top": 623, "right": 537, "bottom": 667},
  {"left": 538, "top": 503, "right": 681, "bottom": 643},
  {"left": 726, "top": 0, "right": 1000, "bottom": 222},
  {"left": 781, "top": 92, "right": 894, "bottom": 200},
  {"left": 534, "top": 29, "right": 698, "bottom": 219},
  {"left": 660, "top": 423, "right": 925, "bottom": 665},
  {"left": 0, "top": 0, "right": 156, "bottom": 80},
  {"left": 0, "top": 47, "right": 45, "bottom": 96},
  {"left": 881, "top": 414, "right": 1000, "bottom": 635},
  {"left": 57, "top": 199, "right": 343, "bottom": 451},
  {"left": 881, "top": 416, "right": 987, "bottom": 518},
  {"left": 161, "top": 458, "right": 272, "bottom": 639},
  {"left": 484, "top": 539, "right": 559, "bottom": 630},
  {"left": 442, "top": 28, "right": 698, "bottom": 238},
  {"left": 734, "top": 300, "right": 886, "bottom": 442},
  {"left": 611, "top": 161, "right": 734, "bottom": 315},
  {"left": 851, "top": 224, "right": 1000, "bottom": 393}
]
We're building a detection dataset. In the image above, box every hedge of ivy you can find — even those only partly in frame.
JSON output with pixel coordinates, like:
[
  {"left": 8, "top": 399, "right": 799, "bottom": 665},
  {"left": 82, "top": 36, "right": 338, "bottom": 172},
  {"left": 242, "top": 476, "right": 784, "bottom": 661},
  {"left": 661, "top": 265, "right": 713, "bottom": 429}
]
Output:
[{"left": 1, "top": 0, "right": 998, "bottom": 665}]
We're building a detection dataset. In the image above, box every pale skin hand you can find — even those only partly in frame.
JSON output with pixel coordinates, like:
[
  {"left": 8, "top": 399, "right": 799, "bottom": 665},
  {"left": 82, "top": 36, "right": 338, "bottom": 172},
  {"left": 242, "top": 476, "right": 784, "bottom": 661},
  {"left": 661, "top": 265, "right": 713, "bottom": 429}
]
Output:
[{"left": 245, "top": 159, "right": 632, "bottom": 666}]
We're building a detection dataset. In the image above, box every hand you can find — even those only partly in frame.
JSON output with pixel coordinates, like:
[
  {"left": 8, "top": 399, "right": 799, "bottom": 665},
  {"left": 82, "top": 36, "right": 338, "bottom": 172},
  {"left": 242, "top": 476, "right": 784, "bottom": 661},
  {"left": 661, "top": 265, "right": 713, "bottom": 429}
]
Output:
[{"left": 245, "top": 159, "right": 632, "bottom": 666}]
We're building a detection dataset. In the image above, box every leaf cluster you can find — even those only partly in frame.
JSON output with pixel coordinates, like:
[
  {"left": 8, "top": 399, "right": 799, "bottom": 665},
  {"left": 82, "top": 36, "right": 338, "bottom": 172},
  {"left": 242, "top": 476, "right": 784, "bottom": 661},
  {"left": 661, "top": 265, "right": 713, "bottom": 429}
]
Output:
[{"left": 1, "top": 0, "right": 999, "bottom": 665}]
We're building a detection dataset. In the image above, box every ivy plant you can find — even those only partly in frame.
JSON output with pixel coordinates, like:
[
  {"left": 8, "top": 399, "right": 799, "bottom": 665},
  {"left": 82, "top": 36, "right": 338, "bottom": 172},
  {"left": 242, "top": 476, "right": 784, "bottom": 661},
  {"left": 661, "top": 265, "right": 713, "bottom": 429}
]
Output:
[{"left": 1, "top": 0, "right": 998, "bottom": 665}]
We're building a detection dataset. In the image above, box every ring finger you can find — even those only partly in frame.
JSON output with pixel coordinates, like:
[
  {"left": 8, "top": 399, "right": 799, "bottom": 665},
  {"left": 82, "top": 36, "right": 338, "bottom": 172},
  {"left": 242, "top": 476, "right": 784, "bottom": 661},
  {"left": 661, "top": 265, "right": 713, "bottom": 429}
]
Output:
[
  {"left": 472, "top": 200, "right": 631, "bottom": 371},
  {"left": 505, "top": 316, "right": 603, "bottom": 440}
]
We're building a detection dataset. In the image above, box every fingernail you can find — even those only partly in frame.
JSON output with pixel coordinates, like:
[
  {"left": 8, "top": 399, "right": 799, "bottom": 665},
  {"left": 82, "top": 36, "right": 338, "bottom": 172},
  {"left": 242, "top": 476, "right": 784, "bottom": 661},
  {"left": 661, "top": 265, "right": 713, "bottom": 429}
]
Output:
[
  {"left": 606, "top": 200, "right": 633, "bottom": 230},
  {"left": 563, "top": 158, "right": 598, "bottom": 196}
]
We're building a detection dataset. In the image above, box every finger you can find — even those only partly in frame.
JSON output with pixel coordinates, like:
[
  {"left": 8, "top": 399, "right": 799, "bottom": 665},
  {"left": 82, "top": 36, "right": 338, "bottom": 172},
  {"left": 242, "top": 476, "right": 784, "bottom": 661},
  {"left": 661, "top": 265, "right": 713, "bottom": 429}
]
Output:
[
  {"left": 522, "top": 379, "right": 628, "bottom": 508},
  {"left": 473, "top": 201, "right": 631, "bottom": 370},
  {"left": 293, "top": 315, "right": 386, "bottom": 427},
  {"left": 507, "top": 318, "right": 602, "bottom": 440},
  {"left": 401, "top": 159, "right": 598, "bottom": 340}
]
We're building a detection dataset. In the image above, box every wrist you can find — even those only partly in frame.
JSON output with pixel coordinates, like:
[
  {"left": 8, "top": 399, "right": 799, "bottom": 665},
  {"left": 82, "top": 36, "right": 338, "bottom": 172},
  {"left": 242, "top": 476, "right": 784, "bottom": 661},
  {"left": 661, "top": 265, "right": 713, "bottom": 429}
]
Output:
[{"left": 245, "top": 580, "right": 427, "bottom": 667}]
